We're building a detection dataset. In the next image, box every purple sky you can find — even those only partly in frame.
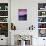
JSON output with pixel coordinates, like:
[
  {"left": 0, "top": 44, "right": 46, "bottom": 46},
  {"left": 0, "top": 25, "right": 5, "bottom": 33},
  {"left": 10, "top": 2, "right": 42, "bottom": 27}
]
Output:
[{"left": 18, "top": 9, "right": 27, "bottom": 16}]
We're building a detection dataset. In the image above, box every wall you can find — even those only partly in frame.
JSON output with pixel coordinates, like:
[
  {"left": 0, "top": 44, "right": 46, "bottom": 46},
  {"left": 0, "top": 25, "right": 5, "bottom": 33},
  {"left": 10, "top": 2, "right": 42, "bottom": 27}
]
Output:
[
  {"left": 11, "top": 0, "right": 46, "bottom": 30},
  {"left": 11, "top": 0, "right": 46, "bottom": 46},
  {"left": 11, "top": 0, "right": 38, "bottom": 30},
  {"left": 11, "top": 0, "right": 38, "bottom": 45}
]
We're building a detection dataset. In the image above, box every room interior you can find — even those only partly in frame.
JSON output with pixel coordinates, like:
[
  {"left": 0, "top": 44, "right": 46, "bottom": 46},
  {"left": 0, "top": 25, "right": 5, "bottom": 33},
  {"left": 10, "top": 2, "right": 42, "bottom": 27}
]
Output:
[{"left": 0, "top": 0, "right": 46, "bottom": 46}]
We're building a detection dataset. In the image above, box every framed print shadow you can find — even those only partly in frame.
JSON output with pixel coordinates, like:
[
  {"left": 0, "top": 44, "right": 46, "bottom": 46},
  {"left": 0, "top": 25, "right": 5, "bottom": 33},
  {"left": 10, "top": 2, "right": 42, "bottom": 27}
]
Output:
[{"left": 18, "top": 9, "right": 27, "bottom": 21}]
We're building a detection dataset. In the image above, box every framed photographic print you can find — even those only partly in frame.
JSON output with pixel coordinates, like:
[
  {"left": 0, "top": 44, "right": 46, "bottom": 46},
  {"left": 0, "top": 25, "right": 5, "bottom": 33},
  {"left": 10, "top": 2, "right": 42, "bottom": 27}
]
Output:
[
  {"left": 18, "top": 9, "right": 27, "bottom": 21},
  {"left": 38, "top": 29, "right": 46, "bottom": 37},
  {"left": 0, "top": 17, "right": 8, "bottom": 22},
  {"left": 0, "top": 23, "right": 8, "bottom": 37}
]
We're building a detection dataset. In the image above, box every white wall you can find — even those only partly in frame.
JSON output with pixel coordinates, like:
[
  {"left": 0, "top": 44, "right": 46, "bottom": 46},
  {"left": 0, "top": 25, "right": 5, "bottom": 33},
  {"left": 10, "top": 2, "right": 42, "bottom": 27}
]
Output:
[
  {"left": 11, "top": 0, "right": 46, "bottom": 30},
  {"left": 11, "top": 0, "right": 38, "bottom": 30},
  {"left": 11, "top": 0, "right": 46, "bottom": 46},
  {"left": 11, "top": 0, "right": 38, "bottom": 45}
]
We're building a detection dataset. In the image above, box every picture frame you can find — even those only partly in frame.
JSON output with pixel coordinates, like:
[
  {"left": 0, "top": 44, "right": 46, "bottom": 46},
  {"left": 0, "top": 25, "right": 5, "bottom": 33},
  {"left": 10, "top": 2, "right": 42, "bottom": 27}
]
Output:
[{"left": 18, "top": 9, "right": 27, "bottom": 21}]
